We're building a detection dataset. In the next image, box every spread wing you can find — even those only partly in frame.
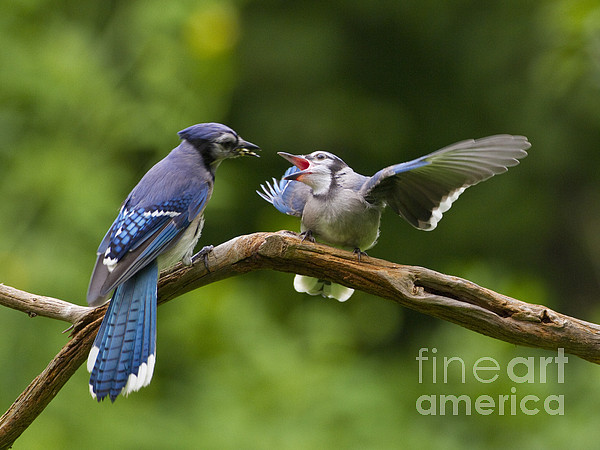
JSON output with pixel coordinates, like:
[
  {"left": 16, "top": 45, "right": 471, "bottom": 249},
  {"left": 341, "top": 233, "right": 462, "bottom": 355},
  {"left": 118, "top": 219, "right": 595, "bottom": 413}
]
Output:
[
  {"left": 360, "top": 135, "right": 530, "bottom": 230},
  {"left": 86, "top": 185, "right": 211, "bottom": 306},
  {"left": 257, "top": 166, "right": 311, "bottom": 217}
]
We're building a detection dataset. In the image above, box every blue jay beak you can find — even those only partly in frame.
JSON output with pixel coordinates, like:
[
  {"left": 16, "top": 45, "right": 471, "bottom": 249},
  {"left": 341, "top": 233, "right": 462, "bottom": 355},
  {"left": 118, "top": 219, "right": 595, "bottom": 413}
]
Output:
[
  {"left": 236, "top": 140, "right": 261, "bottom": 157},
  {"left": 278, "top": 152, "right": 310, "bottom": 180}
]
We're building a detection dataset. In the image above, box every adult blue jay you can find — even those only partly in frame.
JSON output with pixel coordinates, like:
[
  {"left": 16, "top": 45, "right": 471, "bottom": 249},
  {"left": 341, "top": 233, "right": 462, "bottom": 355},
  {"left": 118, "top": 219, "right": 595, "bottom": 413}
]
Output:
[
  {"left": 86, "top": 123, "right": 259, "bottom": 402},
  {"left": 258, "top": 135, "right": 529, "bottom": 301}
]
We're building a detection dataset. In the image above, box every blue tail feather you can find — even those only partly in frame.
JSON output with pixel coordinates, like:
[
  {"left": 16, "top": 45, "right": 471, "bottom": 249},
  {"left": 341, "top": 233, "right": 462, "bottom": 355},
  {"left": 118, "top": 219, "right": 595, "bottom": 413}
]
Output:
[
  {"left": 88, "top": 261, "right": 158, "bottom": 402},
  {"left": 129, "top": 267, "right": 156, "bottom": 385}
]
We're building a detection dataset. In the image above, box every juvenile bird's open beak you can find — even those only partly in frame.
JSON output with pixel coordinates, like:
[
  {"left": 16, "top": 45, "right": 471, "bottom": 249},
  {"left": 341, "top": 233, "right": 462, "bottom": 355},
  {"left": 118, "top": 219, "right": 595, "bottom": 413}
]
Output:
[
  {"left": 278, "top": 152, "right": 310, "bottom": 180},
  {"left": 236, "top": 139, "right": 261, "bottom": 157}
]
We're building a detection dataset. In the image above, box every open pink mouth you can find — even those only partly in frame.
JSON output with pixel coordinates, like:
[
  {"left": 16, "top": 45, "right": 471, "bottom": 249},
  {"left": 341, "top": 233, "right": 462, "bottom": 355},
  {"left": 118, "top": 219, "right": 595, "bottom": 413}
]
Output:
[
  {"left": 294, "top": 157, "right": 310, "bottom": 170},
  {"left": 277, "top": 152, "right": 310, "bottom": 170}
]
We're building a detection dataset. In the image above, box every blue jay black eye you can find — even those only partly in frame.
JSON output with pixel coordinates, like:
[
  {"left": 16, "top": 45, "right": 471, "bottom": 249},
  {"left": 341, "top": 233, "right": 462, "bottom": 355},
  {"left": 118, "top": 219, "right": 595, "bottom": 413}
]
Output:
[{"left": 315, "top": 153, "right": 327, "bottom": 160}]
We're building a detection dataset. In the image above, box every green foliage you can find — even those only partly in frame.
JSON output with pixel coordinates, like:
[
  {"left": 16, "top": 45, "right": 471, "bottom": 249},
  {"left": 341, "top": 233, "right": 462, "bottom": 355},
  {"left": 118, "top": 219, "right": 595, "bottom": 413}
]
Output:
[{"left": 2, "top": 0, "right": 600, "bottom": 447}]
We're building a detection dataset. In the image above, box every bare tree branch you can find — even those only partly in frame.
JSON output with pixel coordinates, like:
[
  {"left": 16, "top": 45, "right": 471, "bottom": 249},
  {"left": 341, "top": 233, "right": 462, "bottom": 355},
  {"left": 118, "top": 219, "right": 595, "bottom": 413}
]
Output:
[
  {"left": 0, "top": 285, "right": 92, "bottom": 324},
  {"left": 0, "top": 311, "right": 102, "bottom": 449},
  {"left": 1, "top": 231, "right": 600, "bottom": 448}
]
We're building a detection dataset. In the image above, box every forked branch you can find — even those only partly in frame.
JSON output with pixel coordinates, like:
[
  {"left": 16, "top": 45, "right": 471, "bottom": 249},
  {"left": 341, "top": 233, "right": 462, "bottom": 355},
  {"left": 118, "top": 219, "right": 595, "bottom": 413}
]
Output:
[{"left": 1, "top": 231, "right": 599, "bottom": 448}]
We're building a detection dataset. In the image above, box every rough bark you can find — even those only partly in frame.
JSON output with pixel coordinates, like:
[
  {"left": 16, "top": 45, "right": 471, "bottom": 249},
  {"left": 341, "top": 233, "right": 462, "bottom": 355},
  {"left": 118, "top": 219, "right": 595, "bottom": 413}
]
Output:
[{"left": 1, "top": 231, "right": 599, "bottom": 448}]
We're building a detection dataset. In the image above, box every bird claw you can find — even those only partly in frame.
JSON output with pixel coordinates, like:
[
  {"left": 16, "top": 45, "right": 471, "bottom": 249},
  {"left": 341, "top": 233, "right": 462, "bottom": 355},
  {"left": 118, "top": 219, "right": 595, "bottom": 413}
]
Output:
[
  {"left": 299, "top": 230, "right": 315, "bottom": 243},
  {"left": 353, "top": 248, "right": 368, "bottom": 262},
  {"left": 193, "top": 245, "right": 214, "bottom": 272}
]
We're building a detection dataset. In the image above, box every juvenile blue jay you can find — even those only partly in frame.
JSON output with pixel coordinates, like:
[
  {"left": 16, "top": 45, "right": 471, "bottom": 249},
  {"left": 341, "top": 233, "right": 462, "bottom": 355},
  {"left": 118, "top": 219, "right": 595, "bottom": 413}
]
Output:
[
  {"left": 86, "top": 123, "right": 259, "bottom": 402},
  {"left": 258, "top": 135, "right": 529, "bottom": 301}
]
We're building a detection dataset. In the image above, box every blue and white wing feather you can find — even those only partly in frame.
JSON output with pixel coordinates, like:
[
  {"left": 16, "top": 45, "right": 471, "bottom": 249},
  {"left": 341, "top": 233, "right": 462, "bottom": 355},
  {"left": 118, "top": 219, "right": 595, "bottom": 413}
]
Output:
[
  {"left": 87, "top": 187, "right": 210, "bottom": 307},
  {"left": 87, "top": 186, "right": 210, "bottom": 401},
  {"left": 361, "top": 135, "right": 530, "bottom": 230},
  {"left": 257, "top": 166, "right": 310, "bottom": 217}
]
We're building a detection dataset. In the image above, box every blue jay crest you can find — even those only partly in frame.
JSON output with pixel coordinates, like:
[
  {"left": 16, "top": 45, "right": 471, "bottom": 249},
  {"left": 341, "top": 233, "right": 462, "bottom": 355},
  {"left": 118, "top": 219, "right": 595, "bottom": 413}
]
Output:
[{"left": 178, "top": 122, "right": 238, "bottom": 145}]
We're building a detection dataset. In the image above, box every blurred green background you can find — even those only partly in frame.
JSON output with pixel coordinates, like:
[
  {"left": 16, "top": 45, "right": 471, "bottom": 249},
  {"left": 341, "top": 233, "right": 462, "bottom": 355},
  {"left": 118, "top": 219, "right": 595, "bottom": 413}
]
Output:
[{"left": 2, "top": 0, "right": 600, "bottom": 448}]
